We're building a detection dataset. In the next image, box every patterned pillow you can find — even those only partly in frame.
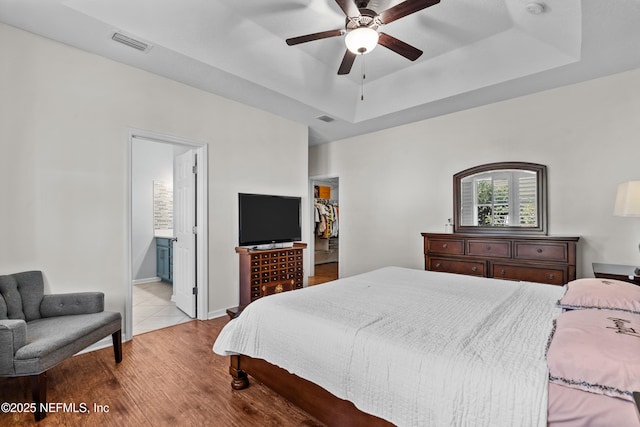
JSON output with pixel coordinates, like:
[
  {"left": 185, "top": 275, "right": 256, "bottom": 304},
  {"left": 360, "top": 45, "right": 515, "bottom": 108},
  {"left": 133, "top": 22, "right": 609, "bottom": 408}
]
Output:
[
  {"left": 558, "top": 278, "right": 640, "bottom": 314},
  {"left": 547, "top": 308, "right": 640, "bottom": 400}
]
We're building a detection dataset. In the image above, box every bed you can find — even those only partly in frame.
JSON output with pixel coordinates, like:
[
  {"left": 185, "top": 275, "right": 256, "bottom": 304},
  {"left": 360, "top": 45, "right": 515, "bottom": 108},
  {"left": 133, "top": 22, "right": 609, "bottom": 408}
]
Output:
[{"left": 213, "top": 267, "right": 640, "bottom": 426}]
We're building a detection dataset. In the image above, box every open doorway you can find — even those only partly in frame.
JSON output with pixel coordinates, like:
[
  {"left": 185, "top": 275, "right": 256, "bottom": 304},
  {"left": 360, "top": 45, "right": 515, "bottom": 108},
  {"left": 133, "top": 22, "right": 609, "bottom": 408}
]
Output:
[
  {"left": 309, "top": 177, "right": 339, "bottom": 285},
  {"left": 127, "top": 130, "right": 208, "bottom": 340}
]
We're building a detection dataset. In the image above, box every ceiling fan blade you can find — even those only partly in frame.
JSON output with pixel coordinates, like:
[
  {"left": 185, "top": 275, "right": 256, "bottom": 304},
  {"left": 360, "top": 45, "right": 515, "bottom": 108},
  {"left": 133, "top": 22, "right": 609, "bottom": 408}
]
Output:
[
  {"left": 286, "top": 29, "right": 344, "bottom": 46},
  {"left": 335, "top": 0, "right": 361, "bottom": 17},
  {"left": 337, "top": 50, "right": 357, "bottom": 75},
  {"left": 378, "top": 32, "right": 423, "bottom": 61},
  {"left": 379, "top": 0, "right": 440, "bottom": 24}
]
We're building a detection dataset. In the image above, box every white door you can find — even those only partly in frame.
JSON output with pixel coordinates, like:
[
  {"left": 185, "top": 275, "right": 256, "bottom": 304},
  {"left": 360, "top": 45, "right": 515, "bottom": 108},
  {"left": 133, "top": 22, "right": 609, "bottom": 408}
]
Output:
[{"left": 173, "top": 150, "right": 197, "bottom": 317}]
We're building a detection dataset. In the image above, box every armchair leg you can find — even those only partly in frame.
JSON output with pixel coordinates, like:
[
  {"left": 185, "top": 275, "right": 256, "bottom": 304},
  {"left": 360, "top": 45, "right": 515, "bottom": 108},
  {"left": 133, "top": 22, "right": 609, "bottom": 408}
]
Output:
[
  {"left": 112, "top": 329, "right": 122, "bottom": 363},
  {"left": 30, "top": 372, "right": 47, "bottom": 421}
]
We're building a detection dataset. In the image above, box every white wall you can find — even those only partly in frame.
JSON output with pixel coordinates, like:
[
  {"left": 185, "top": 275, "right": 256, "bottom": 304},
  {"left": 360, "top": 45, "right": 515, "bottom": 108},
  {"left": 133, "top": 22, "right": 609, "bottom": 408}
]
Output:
[
  {"left": 131, "top": 140, "right": 174, "bottom": 281},
  {"left": 310, "top": 68, "right": 640, "bottom": 279},
  {"left": 0, "top": 23, "right": 309, "bottom": 323}
]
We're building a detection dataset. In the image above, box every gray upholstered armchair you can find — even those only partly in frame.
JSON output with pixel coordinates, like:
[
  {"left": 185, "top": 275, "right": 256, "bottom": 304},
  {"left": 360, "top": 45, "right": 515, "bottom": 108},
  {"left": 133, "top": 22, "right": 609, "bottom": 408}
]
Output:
[{"left": 0, "top": 271, "right": 122, "bottom": 421}]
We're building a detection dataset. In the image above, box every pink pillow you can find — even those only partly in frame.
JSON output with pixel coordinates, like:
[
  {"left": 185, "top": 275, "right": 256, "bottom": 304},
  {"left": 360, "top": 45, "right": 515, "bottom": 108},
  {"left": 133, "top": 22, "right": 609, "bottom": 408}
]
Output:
[
  {"left": 559, "top": 278, "right": 640, "bottom": 314},
  {"left": 547, "top": 308, "right": 640, "bottom": 400},
  {"left": 548, "top": 383, "right": 640, "bottom": 427}
]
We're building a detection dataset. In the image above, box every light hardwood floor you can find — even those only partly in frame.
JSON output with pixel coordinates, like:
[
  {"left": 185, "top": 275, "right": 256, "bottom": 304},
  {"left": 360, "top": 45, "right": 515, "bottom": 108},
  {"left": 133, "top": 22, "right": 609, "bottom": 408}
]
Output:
[
  {"left": 0, "top": 317, "right": 324, "bottom": 426},
  {"left": 308, "top": 262, "right": 338, "bottom": 286}
]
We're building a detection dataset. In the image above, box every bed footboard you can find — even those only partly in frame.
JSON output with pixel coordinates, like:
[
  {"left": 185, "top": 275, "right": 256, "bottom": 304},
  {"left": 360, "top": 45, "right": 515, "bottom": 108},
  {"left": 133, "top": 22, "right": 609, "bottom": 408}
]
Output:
[{"left": 229, "top": 354, "right": 392, "bottom": 427}]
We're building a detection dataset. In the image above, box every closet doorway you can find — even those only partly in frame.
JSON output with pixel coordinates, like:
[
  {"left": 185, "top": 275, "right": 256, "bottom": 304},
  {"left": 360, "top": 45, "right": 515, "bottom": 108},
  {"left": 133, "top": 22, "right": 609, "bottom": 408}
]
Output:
[{"left": 309, "top": 177, "right": 339, "bottom": 285}]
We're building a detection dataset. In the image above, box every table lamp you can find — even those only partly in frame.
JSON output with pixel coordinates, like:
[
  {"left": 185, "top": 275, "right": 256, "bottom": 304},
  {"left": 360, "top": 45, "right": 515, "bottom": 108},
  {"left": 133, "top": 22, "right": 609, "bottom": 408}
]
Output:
[{"left": 614, "top": 180, "right": 640, "bottom": 275}]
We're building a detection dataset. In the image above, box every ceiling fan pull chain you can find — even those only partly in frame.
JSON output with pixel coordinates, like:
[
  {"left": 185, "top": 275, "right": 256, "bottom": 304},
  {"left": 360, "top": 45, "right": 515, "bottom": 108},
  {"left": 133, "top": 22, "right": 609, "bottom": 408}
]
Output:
[{"left": 361, "top": 54, "right": 366, "bottom": 101}]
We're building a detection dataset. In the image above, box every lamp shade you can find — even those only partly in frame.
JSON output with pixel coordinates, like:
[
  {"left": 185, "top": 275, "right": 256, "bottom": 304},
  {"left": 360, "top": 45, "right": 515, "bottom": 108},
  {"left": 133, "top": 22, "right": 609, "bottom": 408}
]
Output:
[
  {"left": 614, "top": 181, "right": 640, "bottom": 217},
  {"left": 345, "top": 27, "right": 378, "bottom": 54}
]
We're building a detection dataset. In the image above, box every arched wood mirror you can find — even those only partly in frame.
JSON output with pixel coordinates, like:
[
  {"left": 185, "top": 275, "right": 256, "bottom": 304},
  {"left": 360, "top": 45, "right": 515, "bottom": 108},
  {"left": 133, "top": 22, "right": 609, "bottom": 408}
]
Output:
[{"left": 453, "top": 162, "right": 547, "bottom": 235}]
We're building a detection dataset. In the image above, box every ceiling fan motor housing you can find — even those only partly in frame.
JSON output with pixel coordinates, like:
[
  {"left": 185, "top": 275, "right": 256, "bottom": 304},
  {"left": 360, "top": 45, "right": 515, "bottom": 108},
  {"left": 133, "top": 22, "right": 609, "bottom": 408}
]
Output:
[{"left": 346, "top": 9, "right": 380, "bottom": 30}]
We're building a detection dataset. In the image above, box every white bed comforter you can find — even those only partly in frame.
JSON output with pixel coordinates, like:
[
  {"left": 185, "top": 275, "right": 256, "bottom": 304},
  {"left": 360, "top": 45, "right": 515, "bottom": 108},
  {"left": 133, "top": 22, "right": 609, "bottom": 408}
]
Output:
[{"left": 213, "top": 267, "right": 564, "bottom": 427}]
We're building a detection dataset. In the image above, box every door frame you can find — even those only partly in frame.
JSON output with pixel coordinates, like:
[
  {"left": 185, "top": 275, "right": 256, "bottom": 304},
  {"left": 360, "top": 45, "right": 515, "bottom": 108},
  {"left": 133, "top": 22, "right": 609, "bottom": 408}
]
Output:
[
  {"left": 126, "top": 128, "right": 209, "bottom": 341},
  {"left": 308, "top": 174, "right": 340, "bottom": 278}
]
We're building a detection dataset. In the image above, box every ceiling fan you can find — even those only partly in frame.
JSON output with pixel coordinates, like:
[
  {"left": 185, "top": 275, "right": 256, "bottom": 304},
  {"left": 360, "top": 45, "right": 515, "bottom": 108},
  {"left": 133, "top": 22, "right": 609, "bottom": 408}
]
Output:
[{"left": 286, "top": 0, "right": 440, "bottom": 75}]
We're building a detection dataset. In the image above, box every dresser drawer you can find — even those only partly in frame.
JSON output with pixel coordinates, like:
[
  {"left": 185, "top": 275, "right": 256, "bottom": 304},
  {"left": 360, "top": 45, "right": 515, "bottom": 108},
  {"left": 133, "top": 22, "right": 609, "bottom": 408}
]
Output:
[
  {"left": 491, "top": 263, "right": 567, "bottom": 285},
  {"left": 250, "top": 285, "right": 261, "bottom": 301},
  {"left": 261, "top": 280, "right": 295, "bottom": 297},
  {"left": 427, "top": 238, "right": 465, "bottom": 255},
  {"left": 422, "top": 233, "right": 578, "bottom": 286},
  {"left": 428, "top": 257, "right": 485, "bottom": 277},
  {"left": 238, "top": 243, "right": 307, "bottom": 306},
  {"left": 467, "top": 240, "right": 511, "bottom": 258},
  {"left": 514, "top": 242, "right": 568, "bottom": 263}
]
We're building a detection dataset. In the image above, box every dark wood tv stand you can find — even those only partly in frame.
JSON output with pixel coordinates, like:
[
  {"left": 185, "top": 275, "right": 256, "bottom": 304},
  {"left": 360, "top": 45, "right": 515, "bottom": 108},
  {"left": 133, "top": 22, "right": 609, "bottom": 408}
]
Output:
[{"left": 235, "top": 243, "right": 307, "bottom": 307}]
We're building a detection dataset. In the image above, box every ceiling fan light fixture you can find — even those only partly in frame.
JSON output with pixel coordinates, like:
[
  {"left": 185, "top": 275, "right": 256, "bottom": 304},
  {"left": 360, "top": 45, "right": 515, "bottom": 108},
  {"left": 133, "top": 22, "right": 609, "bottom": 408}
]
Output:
[{"left": 345, "top": 27, "right": 378, "bottom": 54}]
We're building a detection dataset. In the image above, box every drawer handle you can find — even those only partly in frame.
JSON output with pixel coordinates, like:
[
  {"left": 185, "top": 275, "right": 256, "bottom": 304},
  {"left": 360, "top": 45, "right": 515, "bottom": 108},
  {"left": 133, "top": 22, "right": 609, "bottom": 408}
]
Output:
[
  {"left": 537, "top": 248, "right": 543, "bottom": 253},
  {"left": 471, "top": 266, "right": 477, "bottom": 272},
  {"left": 435, "top": 263, "right": 442, "bottom": 268},
  {"left": 442, "top": 243, "right": 448, "bottom": 249},
  {"left": 486, "top": 245, "right": 491, "bottom": 250},
  {"left": 500, "top": 269, "right": 506, "bottom": 275},
  {"left": 548, "top": 274, "right": 555, "bottom": 280}
]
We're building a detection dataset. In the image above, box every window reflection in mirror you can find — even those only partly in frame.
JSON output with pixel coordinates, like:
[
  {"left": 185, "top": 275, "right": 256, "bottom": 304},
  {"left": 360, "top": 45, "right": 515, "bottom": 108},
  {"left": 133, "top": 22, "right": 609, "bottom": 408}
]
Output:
[
  {"left": 454, "top": 162, "right": 547, "bottom": 235},
  {"left": 460, "top": 170, "right": 537, "bottom": 227}
]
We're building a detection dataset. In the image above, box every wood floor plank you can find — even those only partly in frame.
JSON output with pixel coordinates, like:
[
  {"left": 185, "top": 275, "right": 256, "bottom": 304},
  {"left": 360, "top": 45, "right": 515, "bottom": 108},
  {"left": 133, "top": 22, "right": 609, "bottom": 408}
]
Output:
[
  {"left": 308, "top": 262, "right": 338, "bottom": 286},
  {"left": 0, "top": 317, "right": 324, "bottom": 426}
]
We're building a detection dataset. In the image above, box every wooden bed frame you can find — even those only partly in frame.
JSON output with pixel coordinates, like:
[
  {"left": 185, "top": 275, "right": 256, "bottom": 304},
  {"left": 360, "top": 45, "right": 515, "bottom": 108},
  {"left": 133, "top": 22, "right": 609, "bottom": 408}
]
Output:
[
  {"left": 229, "top": 354, "right": 393, "bottom": 426},
  {"left": 230, "top": 354, "right": 640, "bottom": 426}
]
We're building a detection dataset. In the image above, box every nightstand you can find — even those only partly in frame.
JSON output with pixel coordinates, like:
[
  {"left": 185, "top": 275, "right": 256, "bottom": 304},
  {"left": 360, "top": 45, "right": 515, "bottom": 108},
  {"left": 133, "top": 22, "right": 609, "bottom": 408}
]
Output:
[{"left": 592, "top": 263, "right": 640, "bottom": 285}]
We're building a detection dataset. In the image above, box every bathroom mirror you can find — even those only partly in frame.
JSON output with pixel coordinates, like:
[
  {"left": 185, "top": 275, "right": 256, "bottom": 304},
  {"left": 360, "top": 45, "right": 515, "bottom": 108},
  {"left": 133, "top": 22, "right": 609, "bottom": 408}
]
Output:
[{"left": 453, "top": 162, "right": 547, "bottom": 235}]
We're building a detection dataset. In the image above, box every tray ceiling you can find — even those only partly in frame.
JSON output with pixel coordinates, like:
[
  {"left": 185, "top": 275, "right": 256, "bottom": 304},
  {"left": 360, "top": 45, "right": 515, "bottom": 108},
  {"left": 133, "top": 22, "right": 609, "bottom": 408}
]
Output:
[{"left": 1, "top": 0, "right": 639, "bottom": 144}]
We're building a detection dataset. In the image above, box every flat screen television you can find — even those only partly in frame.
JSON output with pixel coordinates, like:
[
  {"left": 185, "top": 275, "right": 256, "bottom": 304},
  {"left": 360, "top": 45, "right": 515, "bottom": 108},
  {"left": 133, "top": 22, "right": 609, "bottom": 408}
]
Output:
[{"left": 238, "top": 193, "right": 302, "bottom": 248}]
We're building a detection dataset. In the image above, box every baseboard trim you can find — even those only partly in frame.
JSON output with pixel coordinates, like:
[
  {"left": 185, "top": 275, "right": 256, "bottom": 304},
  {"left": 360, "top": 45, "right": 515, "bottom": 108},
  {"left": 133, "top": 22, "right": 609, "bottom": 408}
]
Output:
[
  {"left": 208, "top": 309, "right": 227, "bottom": 320},
  {"left": 132, "top": 277, "right": 161, "bottom": 285}
]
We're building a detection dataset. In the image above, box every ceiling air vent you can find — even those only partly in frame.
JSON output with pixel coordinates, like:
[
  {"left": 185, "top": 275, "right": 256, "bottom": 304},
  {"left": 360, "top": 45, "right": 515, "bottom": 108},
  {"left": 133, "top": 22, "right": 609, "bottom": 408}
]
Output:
[
  {"left": 316, "top": 115, "right": 335, "bottom": 123},
  {"left": 111, "top": 31, "right": 151, "bottom": 53}
]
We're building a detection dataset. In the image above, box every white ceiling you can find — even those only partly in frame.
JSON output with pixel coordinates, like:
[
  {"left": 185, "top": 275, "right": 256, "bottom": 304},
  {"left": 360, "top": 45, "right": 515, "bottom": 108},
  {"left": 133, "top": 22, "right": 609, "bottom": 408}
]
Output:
[{"left": 1, "top": 0, "right": 639, "bottom": 145}]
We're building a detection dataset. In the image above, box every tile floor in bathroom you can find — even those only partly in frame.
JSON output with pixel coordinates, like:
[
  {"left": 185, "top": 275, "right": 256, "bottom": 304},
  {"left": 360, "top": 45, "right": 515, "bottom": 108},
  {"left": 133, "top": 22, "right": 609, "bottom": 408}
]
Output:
[{"left": 132, "top": 281, "right": 192, "bottom": 335}]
